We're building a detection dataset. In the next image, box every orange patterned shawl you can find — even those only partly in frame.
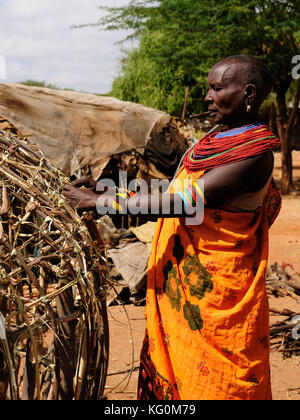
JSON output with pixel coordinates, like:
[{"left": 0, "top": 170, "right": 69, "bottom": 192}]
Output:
[{"left": 138, "top": 166, "right": 281, "bottom": 401}]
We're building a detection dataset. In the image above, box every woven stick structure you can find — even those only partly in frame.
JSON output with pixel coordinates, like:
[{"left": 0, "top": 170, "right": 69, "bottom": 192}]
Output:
[{"left": 0, "top": 130, "right": 109, "bottom": 400}]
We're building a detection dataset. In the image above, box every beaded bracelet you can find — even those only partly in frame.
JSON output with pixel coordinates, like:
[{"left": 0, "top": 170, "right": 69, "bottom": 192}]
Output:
[
  {"left": 178, "top": 181, "right": 206, "bottom": 215},
  {"left": 118, "top": 187, "right": 135, "bottom": 198},
  {"left": 112, "top": 200, "right": 124, "bottom": 213},
  {"left": 111, "top": 188, "right": 135, "bottom": 213},
  {"left": 111, "top": 184, "right": 205, "bottom": 215}
]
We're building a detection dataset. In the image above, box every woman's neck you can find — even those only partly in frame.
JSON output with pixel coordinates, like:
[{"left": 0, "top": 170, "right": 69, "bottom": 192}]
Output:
[{"left": 225, "top": 114, "right": 259, "bottom": 130}]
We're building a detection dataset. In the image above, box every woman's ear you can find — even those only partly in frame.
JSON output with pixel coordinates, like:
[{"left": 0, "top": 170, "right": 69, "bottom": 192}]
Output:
[{"left": 245, "top": 84, "right": 257, "bottom": 107}]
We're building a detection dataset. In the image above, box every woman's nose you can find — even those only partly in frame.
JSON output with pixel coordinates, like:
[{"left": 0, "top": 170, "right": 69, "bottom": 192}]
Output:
[{"left": 205, "top": 90, "right": 213, "bottom": 103}]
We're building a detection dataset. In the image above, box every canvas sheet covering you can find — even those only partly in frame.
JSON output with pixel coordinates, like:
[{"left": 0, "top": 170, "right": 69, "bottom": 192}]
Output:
[{"left": 0, "top": 83, "right": 170, "bottom": 177}]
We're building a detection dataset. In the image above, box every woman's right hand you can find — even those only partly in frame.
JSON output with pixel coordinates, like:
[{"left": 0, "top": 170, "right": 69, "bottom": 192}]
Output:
[
  {"left": 72, "top": 176, "right": 97, "bottom": 192},
  {"left": 62, "top": 184, "right": 99, "bottom": 210},
  {"left": 71, "top": 176, "right": 118, "bottom": 196}
]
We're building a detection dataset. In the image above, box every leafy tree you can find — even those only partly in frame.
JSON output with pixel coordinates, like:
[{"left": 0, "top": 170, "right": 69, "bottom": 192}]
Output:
[{"left": 84, "top": 0, "right": 300, "bottom": 193}]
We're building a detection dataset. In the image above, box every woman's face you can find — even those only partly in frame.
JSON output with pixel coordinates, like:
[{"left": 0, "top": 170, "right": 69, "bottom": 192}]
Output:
[{"left": 205, "top": 62, "right": 251, "bottom": 127}]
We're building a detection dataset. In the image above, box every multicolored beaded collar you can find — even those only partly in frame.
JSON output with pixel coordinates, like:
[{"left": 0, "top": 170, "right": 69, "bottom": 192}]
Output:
[{"left": 183, "top": 123, "right": 280, "bottom": 173}]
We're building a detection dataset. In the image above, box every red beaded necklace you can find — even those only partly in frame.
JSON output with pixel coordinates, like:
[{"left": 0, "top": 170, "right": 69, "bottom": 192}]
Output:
[{"left": 183, "top": 124, "right": 280, "bottom": 173}]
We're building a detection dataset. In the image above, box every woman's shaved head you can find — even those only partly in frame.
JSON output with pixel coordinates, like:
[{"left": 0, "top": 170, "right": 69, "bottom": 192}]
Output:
[
  {"left": 213, "top": 55, "right": 273, "bottom": 104},
  {"left": 205, "top": 55, "right": 272, "bottom": 127}
]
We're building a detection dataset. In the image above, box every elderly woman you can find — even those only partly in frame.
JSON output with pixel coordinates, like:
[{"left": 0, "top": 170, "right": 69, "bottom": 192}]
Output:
[{"left": 62, "top": 55, "right": 281, "bottom": 400}]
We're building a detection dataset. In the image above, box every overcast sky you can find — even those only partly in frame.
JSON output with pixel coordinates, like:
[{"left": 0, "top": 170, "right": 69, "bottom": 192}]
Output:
[{"left": 0, "top": 0, "right": 133, "bottom": 94}]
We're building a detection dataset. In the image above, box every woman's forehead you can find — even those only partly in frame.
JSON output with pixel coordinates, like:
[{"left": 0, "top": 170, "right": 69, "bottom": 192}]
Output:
[{"left": 207, "top": 62, "right": 245, "bottom": 85}]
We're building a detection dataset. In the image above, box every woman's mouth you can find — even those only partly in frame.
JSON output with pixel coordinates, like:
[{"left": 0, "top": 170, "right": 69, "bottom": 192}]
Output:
[{"left": 209, "top": 110, "right": 218, "bottom": 117}]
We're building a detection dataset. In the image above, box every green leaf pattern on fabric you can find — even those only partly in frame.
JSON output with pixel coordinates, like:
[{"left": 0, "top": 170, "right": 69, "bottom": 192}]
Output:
[
  {"left": 163, "top": 260, "right": 182, "bottom": 312},
  {"left": 183, "top": 303, "right": 203, "bottom": 331},
  {"left": 162, "top": 236, "right": 213, "bottom": 330},
  {"left": 182, "top": 254, "right": 213, "bottom": 300}
]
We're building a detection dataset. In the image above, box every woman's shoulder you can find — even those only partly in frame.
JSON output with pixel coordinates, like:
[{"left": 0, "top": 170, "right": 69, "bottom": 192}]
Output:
[
  {"left": 201, "top": 151, "right": 274, "bottom": 207},
  {"left": 243, "top": 150, "right": 274, "bottom": 192}
]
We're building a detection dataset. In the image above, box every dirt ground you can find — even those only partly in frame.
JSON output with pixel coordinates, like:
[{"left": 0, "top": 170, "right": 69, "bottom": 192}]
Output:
[{"left": 104, "top": 151, "right": 300, "bottom": 401}]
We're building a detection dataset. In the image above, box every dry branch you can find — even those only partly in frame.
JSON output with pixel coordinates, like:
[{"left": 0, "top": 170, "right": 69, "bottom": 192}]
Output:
[
  {"left": 267, "top": 263, "right": 300, "bottom": 357},
  {"left": 0, "top": 129, "right": 109, "bottom": 400}
]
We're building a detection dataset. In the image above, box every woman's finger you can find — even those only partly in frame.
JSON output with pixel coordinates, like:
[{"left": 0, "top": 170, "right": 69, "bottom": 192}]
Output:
[
  {"left": 62, "top": 184, "right": 73, "bottom": 192},
  {"left": 71, "top": 176, "right": 89, "bottom": 188}
]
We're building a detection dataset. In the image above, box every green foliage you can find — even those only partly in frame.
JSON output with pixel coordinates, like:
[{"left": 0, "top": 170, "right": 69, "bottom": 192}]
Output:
[
  {"left": 287, "top": 79, "right": 300, "bottom": 103},
  {"left": 92, "top": 0, "right": 300, "bottom": 116},
  {"left": 259, "top": 93, "right": 277, "bottom": 122},
  {"left": 20, "top": 80, "right": 76, "bottom": 92},
  {"left": 20, "top": 80, "right": 61, "bottom": 90}
]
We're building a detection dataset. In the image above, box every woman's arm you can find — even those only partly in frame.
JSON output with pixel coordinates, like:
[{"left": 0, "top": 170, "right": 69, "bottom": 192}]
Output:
[{"left": 62, "top": 151, "right": 273, "bottom": 220}]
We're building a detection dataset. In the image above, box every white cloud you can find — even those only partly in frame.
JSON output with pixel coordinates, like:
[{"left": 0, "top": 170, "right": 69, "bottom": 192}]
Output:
[{"left": 0, "top": 0, "right": 133, "bottom": 93}]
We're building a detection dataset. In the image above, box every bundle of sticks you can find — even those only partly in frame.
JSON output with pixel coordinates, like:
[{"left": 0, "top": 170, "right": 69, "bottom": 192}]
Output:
[
  {"left": 267, "top": 263, "right": 300, "bottom": 357},
  {"left": 269, "top": 307, "right": 300, "bottom": 357},
  {"left": 266, "top": 262, "right": 300, "bottom": 300},
  {"left": 0, "top": 129, "right": 109, "bottom": 400}
]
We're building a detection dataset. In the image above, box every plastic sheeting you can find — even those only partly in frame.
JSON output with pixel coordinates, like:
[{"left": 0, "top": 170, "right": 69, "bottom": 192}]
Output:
[{"left": 0, "top": 83, "right": 170, "bottom": 177}]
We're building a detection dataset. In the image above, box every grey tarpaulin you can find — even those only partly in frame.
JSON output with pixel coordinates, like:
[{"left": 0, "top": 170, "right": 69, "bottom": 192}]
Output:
[
  {"left": 97, "top": 217, "right": 156, "bottom": 297},
  {"left": 107, "top": 241, "right": 150, "bottom": 296},
  {"left": 0, "top": 83, "right": 171, "bottom": 177}
]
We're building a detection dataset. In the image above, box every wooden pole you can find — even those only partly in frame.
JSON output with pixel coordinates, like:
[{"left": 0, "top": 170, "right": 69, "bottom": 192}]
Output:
[
  {"left": 181, "top": 87, "right": 190, "bottom": 121},
  {"left": 278, "top": 82, "right": 300, "bottom": 194}
]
